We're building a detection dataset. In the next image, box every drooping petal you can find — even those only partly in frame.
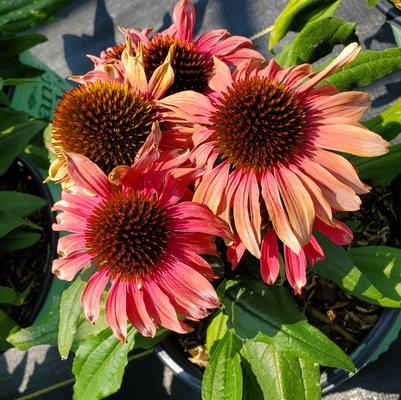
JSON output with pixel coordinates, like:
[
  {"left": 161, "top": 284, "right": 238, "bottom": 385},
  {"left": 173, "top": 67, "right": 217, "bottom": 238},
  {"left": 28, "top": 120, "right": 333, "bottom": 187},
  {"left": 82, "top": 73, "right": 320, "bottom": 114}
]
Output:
[
  {"left": 227, "top": 236, "right": 247, "bottom": 269},
  {"left": 261, "top": 170, "right": 301, "bottom": 253},
  {"left": 121, "top": 41, "right": 148, "bottom": 94},
  {"left": 126, "top": 282, "right": 156, "bottom": 337},
  {"left": 57, "top": 234, "right": 86, "bottom": 257},
  {"left": 248, "top": 172, "right": 261, "bottom": 245},
  {"left": 233, "top": 173, "right": 261, "bottom": 258},
  {"left": 173, "top": 0, "right": 195, "bottom": 42},
  {"left": 284, "top": 246, "right": 307, "bottom": 295},
  {"left": 52, "top": 251, "right": 92, "bottom": 281},
  {"left": 106, "top": 276, "right": 128, "bottom": 342},
  {"left": 304, "top": 235, "right": 325, "bottom": 266},
  {"left": 260, "top": 230, "right": 280, "bottom": 285},
  {"left": 53, "top": 211, "right": 87, "bottom": 233},
  {"left": 142, "top": 278, "right": 190, "bottom": 334},
  {"left": 275, "top": 166, "right": 315, "bottom": 247},
  {"left": 81, "top": 268, "right": 109, "bottom": 323},
  {"left": 65, "top": 153, "right": 111, "bottom": 197},
  {"left": 314, "top": 218, "right": 353, "bottom": 245}
]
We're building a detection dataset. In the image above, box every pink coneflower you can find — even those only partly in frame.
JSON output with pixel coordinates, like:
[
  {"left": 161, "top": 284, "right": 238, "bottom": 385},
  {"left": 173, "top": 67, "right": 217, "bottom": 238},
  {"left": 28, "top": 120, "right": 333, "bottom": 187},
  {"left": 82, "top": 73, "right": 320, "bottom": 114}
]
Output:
[
  {"left": 52, "top": 153, "right": 232, "bottom": 340},
  {"left": 228, "top": 217, "right": 353, "bottom": 294},
  {"left": 48, "top": 44, "right": 181, "bottom": 187},
  {"left": 86, "top": 0, "right": 262, "bottom": 95},
  {"left": 158, "top": 43, "right": 388, "bottom": 260}
]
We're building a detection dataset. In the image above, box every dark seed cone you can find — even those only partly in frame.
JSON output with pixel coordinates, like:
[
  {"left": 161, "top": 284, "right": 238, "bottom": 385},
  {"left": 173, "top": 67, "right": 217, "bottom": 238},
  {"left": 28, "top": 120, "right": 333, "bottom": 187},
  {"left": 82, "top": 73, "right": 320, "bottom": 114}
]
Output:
[
  {"left": 143, "top": 36, "right": 213, "bottom": 95},
  {"left": 52, "top": 81, "right": 157, "bottom": 175},
  {"left": 105, "top": 44, "right": 126, "bottom": 60},
  {"left": 211, "top": 76, "right": 307, "bottom": 174},
  {"left": 86, "top": 191, "right": 172, "bottom": 280}
]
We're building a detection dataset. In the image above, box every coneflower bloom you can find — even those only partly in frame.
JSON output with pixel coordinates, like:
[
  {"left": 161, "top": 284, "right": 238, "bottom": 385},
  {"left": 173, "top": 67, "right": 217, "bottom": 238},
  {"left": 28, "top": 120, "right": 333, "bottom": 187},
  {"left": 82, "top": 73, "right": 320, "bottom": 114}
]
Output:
[
  {"left": 47, "top": 43, "right": 179, "bottom": 187},
  {"left": 52, "top": 153, "right": 232, "bottom": 340},
  {"left": 228, "top": 216, "right": 353, "bottom": 294},
  {"left": 158, "top": 43, "right": 388, "bottom": 260},
  {"left": 85, "top": 0, "right": 263, "bottom": 96}
]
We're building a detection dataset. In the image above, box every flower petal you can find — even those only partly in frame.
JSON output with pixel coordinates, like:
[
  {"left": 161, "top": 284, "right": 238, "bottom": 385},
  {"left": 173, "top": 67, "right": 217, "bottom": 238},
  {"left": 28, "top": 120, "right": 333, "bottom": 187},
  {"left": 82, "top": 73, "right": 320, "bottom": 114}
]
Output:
[
  {"left": 173, "top": 0, "right": 195, "bottom": 42},
  {"left": 209, "top": 56, "right": 233, "bottom": 92},
  {"left": 314, "top": 218, "right": 353, "bottom": 245},
  {"left": 260, "top": 230, "right": 280, "bottom": 285},
  {"left": 284, "top": 246, "right": 307, "bottom": 295},
  {"left": 52, "top": 252, "right": 92, "bottom": 281},
  {"left": 106, "top": 276, "right": 128, "bottom": 342},
  {"left": 227, "top": 236, "right": 247, "bottom": 269},
  {"left": 304, "top": 235, "right": 325, "bottom": 266}
]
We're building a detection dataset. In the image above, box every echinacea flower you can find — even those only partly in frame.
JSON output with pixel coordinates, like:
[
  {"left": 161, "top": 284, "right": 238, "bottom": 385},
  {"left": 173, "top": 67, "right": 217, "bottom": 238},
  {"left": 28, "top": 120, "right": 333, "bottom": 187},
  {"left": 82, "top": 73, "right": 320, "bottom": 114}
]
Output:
[
  {"left": 228, "top": 216, "right": 353, "bottom": 294},
  {"left": 47, "top": 43, "right": 179, "bottom": 187},
  {"left": 158, "top": 43, "right": 388, "bottom": 260},
  {"left": 52, "top": 153, "right": 232, "bottom": 340},
  {"left": 86, "top": 0, "right": 263, "bottom": 96}
]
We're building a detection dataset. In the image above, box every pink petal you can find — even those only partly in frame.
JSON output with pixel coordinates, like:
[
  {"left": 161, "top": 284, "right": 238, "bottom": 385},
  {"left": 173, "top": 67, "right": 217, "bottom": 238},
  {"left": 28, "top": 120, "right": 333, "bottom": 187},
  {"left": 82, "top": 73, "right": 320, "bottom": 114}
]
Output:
[
  {"left": 196, "top": 29, "right": 229, "bottom": 50},
  {"left": 52, "top": 251, "right": 92, "bottom": 281},
  {"left": 193, "top": 161, "right": 230, "bottom": 214},
  {"left": 314, "top": 119, "right": 389, "bottom": 157},
  {"left": 57, "top": 234, "right": 86, "bottom": 257},
  {"left": 233, "top": 173, "right": 261, "bottom": 258},
  {"left": 298, "top": 43, "right": 361, "bottom": 93},
  {"left": 232, "top": 58, "right": 263, "bottom": 81},
  {"left": 261, "top": 170, "right": 301, "bottom": 253},
  {"left": 65, "top": 153, "right": 111, "bottom": 197},
  {"left": 173, "top": 0, "right": 195, "bottom": 42},
  {"left": 275, "top": 166, "right": 315, "bottom": 247},
  {"left": 227, "top": 236, "right": 247, "bottom": 269},
  {"left": 260, "top": 230, "right": 280, "bottom": 285},
  {"left": 314, "top": 218, "right": 353, "bottom": 245},
  {"left": 126, "top": 282, "right": 156, "bottom": 337},
  {"left": 172, "top": 232, "right": 218, "bottom": 256},
  {"left": 209, "top": 56, "right": 233, "bottom": 92},
  {"left": 284, "top": 246, "right": 307, "bottom": 295},
  {"left": 193, "top": 128, "right": 214, "bottom": 147},
  {"left": 304, "top": 235, "right": 325, "bottom": 266},
  {"left": 300, "top": 158, "right": 361, "bottom": 211},
  {"left": 82, "top": 268, "right": 109, "bottom": 323},
  {"left": 53, "top": 211, "right": 87, "bottom": 233},
  {"left": 281, "top": 64, "right": 312, "bottom": 88},
  {"left": 248, "top": 172, "right": 261, "bottom": 245},
  {"left": 311, "top": 148, "right": 369, "bottom": 194},
  {"left": 142, "top": 278, "right": 190, "bottom": 334},
  {"left": 221, "top": 48, "right": 264, "bottom": 67},
  {"left": 106, "top": 276, "right": 128, "bottom": 342},
  {"left": 258, "top": 59, "right": 281, "bottom": 80}
]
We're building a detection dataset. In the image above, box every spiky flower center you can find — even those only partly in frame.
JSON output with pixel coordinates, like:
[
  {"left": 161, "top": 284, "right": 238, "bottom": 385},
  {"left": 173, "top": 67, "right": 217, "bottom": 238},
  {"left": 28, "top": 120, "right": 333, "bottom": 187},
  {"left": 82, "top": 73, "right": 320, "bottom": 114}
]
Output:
[
  {"left": 211, "top": 76, "right": 307, "bottom": 173},
  {"left": 143, "top": 36, "right": 213, "bottom": 95},
  {"left": 85, "top": 191, "right": 172, "bottom": 280},
  {"left": 105, "top": 44, "right": 126, "bottom": 59},
  {"left": 52, "top": 81, "right": 157, "bottom": 175}
]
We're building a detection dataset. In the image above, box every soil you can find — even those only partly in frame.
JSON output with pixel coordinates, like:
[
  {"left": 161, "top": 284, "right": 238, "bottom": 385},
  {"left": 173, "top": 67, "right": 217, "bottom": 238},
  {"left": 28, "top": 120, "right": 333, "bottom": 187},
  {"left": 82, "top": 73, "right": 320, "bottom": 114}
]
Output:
[
  {"left": 173, "top": 183, "right": 400, "bottom": 367},
  {"left": 0, "top": 158, "right": 53, "bottom": 326}
]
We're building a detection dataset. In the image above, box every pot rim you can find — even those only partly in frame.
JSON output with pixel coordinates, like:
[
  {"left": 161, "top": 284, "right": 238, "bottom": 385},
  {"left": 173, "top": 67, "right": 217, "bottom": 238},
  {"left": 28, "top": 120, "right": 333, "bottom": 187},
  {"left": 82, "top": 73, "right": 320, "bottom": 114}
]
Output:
[{"left": 377, "top": 0, "right": 401, "bottom": 27}]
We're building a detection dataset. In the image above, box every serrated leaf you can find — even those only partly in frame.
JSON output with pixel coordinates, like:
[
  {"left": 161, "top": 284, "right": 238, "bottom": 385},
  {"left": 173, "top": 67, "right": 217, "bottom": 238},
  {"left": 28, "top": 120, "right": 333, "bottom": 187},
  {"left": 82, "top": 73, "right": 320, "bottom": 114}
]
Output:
[
  {"left": 277, "top": 17, "right": 357, "bottom": 67},
  {"left": 0, "top": 209, "right": 42, "bottom": 238},
  {"left": 363, "top": 98, "right": 401, "bottom": 141},
  {"left": 320, "top": 48, "right": 401, "bottom": 91},
  {"left": 0, "top": 191, "right": 46, "bottom": 217},
  {"left": 202, "top": 331, "right": 243, "bottom": 400},
  {"left": 72, "top": 327, "right": 138, "bottom": 400},
  {"left": 352, "top": 143, "right": 401, "bottom": 186},
  {"left": 223, "top": 275, "right": 354, "bottom": 371},
  {"left": 268, "top": 0, "right": 341, "bottom": 50},
  {"left": 0, "top": 34, "right": 47, "bottom": 57},
  {"left": 241, "top": 341, "right": 320, "bottom": 400},
  {"left": 314, "top": 234, "right": 401, "bottom": 307},
  {"left": 0, "top": 230, "right": 41, "bottom": 251},
  {"left": 206, "top": 311, "right": 228, "bottom": 354},
  {"left": 58, "top": 276, "right": 86, "bottom": 359},
  {"left": 0, "top": 119, "right": 47, "bottom": 174}
]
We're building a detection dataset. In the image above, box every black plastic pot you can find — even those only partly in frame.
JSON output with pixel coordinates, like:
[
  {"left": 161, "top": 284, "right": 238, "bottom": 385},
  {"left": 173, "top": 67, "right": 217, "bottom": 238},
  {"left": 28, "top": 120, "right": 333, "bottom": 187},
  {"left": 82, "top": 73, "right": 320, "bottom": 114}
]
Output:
[
  {"left": 0, "top": 155, "right": 57, "bottom": 326},
  {"left": 377, "top": 0, "right": 401, "bottom": 46}
]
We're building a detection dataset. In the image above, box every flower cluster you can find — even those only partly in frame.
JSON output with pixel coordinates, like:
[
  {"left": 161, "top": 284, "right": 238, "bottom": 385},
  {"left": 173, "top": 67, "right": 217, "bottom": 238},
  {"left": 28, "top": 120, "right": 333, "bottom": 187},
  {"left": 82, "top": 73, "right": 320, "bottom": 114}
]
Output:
[{"left": 50, "top": 0, "right": 388, "bottom": 340}]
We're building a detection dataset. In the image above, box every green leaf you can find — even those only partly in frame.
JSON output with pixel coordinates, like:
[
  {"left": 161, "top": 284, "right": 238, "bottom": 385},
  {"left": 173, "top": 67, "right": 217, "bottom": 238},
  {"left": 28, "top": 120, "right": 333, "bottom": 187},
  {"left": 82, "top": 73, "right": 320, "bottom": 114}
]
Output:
[
  {"left": 277, "top": 17, "right": 357, "bottom": 67},
  {"left": 314, "top": 234, "right": 401, "bottom": 307},
  {"left": 0, "top": 57, "right": 43, "bottom": 80},
  {"left": 0, "top": 209, "right": 42, "bottom": 238},
  {"left": 0, "top": 34, "right": 47, "bottom": 57},
  {"left": 268, "top": 0, "right": 341, "bottom": 50},
  {"left": 0, "top": 119, "right": 47, "bottom": 174},
  {"left": 241, "top": 341, "right": 320, "bottom": 400},
  {"left": 58, "top": 276, "right": 87, "bottom": 359},
  {"left": 0, "top": 191, "right": 46, "bottom": 217},
  {"left": 363, "top": 98, "right": 401, "bottom": 141},
  {"left": 202, "top": 331, "right": 243, "bottom": 400},
  {"left": 72, "top": 327, "right": 138, "bottom": 400},
  {"left": 367, "top": 0, "right": 380, "bottom": 6},
  {"left": 320, "top": 48, "right": 401, "bottom": 91},
  {"left": 0, "top": 107, "right": 29, "bottom": 132},
  {"left": 0, "top": 230, "right": 41, "bottom": 251},
  {"left": 223, "top": 275, "right": 354, "bottom": 371},
  {"left": 206, "top": 311, "right": 228, "bottom": 354},
  {"left": 0, "top": 309, "right": 18, "bottom": 350},
  {"left": 242, "top": 367, "right": 264, "bottom": 400},
  {"left": 353, "top": 143, "right": 401, "bottom": 186},
  {"left": 0, "top": 286, "right": 17, "bottom": 304}
]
